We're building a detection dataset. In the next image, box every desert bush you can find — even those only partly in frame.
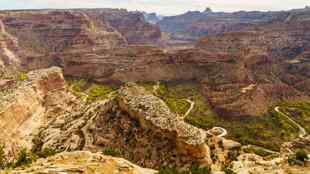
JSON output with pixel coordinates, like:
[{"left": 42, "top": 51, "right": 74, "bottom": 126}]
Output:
[
  {"left": 296, "top": 149, "right": 309, "bottom": 162},
  {"left": 35, "top": 148, "right": 58, "bottom": 158},
  {"left": 18, "top": 72, "right": 28, "bottom": 81},
  {"left": 224, "top": 168, "right": 237, "bottom": 174},
  {"left": 288, "top": 149, "right": 309, "bottom": 166},
  {"left": 14, "top": 148, "right": 37, "bottom": 168},
  {"left": 102, "top": 148, "right": 121, "bottom": 157},
  {"left": 0, "top": 144, "right": 6, "bottom": 169}
]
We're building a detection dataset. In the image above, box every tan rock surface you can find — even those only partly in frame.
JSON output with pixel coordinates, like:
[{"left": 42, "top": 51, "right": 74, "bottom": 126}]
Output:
[{"left": 3, "top": 151, "right": 157, "bottom": 174}]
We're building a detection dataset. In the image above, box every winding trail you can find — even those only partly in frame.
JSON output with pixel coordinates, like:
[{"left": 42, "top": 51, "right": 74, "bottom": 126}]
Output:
[
  {"left": 183, "top": 99, "right": 194, "bottom": 118},
  {"left": 275, "top": 106, "right": 307, "bottom": 138},
  {"left": 151, "top": 82, "right": 228, "bottom": 138}
]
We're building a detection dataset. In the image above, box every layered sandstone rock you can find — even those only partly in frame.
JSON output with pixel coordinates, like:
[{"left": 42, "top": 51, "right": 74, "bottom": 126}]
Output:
[
  {"left": 158, "top": 7, "right": 310, "bottom": 46},
  {"left": 118, "top": 83, "right": 212, "bottom": 165},
  {"left": 0, "top": 8, "right": 309, "bottom": 119},
  {"left": 86, "top": 9, "right": 162, "bottom": 45},
  {"left": 0, "top": 19, "right": 20, "bottom": 71},
  {"left": 0, "top": 67, "right": 64, "bottom": 157},
  {"left": 4, "top": 151, "right": 157, "bottom": 174}
]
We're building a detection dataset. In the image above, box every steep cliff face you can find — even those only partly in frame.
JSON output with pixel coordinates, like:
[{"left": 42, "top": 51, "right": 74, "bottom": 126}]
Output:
[
  {"left": 0, "top": 67, "right": 65, "bottom": 157},
  {"left": 158, "top": 8, "right": 310, "bottom": 46},
  {"left": 90, "top": 9, "right": 162, "bottom": 45},
  {"left": 194, "top": 19, "right": 310, "bottom": 116},
  {"left": 0, "top": 10, "right": 128, "bottom": 53},
  {"left": 0, "top": 19, "right": 20, "bottom": 72},
  {"left": 0, "top": 8, "right": 309, "bottom": 118},
  {"left": 0, "top": 9, "right": 162, "bottom": 72}
]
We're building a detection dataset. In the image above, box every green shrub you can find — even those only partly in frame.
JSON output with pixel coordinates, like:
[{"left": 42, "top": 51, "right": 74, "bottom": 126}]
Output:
[
  {"left": 0, "top": 144, "right": 6, "bottom": 169},
  {"left": 288, "top": 149, "right": 309, "bottom": 166},
  {"left": 102, "top": 148, "right": 120, "bottom": 157},
  {"left": 35, "top": 148, "right": 58, "bottom": 158},
  {"left": 18, "top": 73, "right": 28, "bottom": 81},
  {"left": 14, "top": 148, "right": 37, "bottom": 168},
  {"left": 158, "top": 164, "right": 210, "bottom": 174},
  {"left": 224, "top": 168, "right": 237, "bottom": 174},
  {"left": 243, "top": 147, "right": 272, "bottom": 157},
  {"left": 158, "top": 167, "right": 180, "bottom": 174},
  {"left": 189, "top": 164, "right": 211, "bottom": 174},
  {"left": 295, "top": 149, "right": 309, "bottom": 162}
]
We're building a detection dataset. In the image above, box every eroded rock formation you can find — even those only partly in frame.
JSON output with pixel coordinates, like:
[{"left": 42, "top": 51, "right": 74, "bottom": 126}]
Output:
[{"left": 0, "top": 67, "right": 65, "bottom": 158}]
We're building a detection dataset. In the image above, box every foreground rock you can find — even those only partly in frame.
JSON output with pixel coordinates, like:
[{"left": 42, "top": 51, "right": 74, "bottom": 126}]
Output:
[{"left": 3, "top": 151, "right": 157, "bottom": 174}]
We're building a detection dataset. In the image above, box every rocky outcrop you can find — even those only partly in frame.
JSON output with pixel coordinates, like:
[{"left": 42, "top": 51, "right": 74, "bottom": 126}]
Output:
[
  {"left": 117, "top": 83, "right": 212, "bottom": 165},
  {"left": 36, "top": 82, "right": 214, "bottom": 168},
  {"left": 5, "top": 151, "right": 157, "bottom": 174},
  {"left": 232, "top": 154, "right": 285, "bottom": 174},
  {"left": 0, "top": 67, "right": 65, "bottom": 157}
]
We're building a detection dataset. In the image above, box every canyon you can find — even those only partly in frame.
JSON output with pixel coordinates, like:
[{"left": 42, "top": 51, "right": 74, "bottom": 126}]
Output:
[{"left": 0, "top": 7, "right": 309, "bottom": 174}]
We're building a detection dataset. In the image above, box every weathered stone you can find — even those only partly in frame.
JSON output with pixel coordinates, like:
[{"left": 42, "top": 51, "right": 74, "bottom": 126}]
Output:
[
  {"left": 0, "top": 67, "right": 64, "bottom": 158},
  {"left": 118, "top": 83, "right": 212, "bottom": 165},
  {"left": 3, "top": 151, "right": 157, "bottom": 174}
]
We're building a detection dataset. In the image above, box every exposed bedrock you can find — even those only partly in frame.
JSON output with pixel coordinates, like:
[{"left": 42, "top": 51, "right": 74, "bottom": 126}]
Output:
[{"left": 0, "top": 67, "right": 65, "bottom": 157}]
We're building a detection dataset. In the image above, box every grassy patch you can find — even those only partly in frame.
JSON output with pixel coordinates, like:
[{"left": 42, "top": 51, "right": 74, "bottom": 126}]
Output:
[
  {"left": 86, "top": 84, "right": 116, "bottom": 102},
  {"left": 67, "top": 78, "right": 118, "bottom": 103},
  {"left": 102, "top": 148, "right": 121, "bottom": 157}
]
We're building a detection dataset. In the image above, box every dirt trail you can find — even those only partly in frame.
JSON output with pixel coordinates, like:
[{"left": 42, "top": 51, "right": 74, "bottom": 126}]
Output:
[
  {"left": 183, "top": 99, "right": 194, "bottom": 118},
  {"left": 275, "top": 106, "right": 307, "bottom": 138}
]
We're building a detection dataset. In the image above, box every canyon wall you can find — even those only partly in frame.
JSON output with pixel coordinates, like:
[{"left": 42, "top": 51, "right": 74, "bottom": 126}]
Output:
[{"left": 0, "top": 8, "right": 309, "bottom": 118}]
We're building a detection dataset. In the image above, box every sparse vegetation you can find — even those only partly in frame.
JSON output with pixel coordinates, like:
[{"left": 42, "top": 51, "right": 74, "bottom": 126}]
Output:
[
  {"left": 223, "top": 168, "right": 237, "bottom": 174},
  {"left": 18, "top": 72, "right": 28, "bottom": 81},
  {"left": 278, "top": 101, "right": 310, "bottom": 133},
  {"left": 296, "top": 149, "right": 309, "bottom": 162},
  {"left": 243, "top": 146, "right": 273, "bottom": 157},
  {"left": 0, "top": 144, "right": 7, "bottom": 169},
  {"left": 288, "top": 149, "right": 309, "bottom": 166},
  {"left": 35, "top": 148, "right": 58, "bottom": 158},
  {"left": 67, "top": 78, "right": 118, "bottom": 103},
  {"left": 0, "top": 143, "right": 61, "bottom": 169},
  {"left": 14, "top": 148, "right": 37, "bottom": 168},
  {"left": 149, "top": 81, "right": 300, "bottom": 152},
  {"left": 158, "top": 164, "right": 210, "bottom": 174},
  {"left": 102, "top": 147, "right": 121, "bottom": 157},
  {"left": 86, "top": 84, "right": 116, "bottom": 102}
]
